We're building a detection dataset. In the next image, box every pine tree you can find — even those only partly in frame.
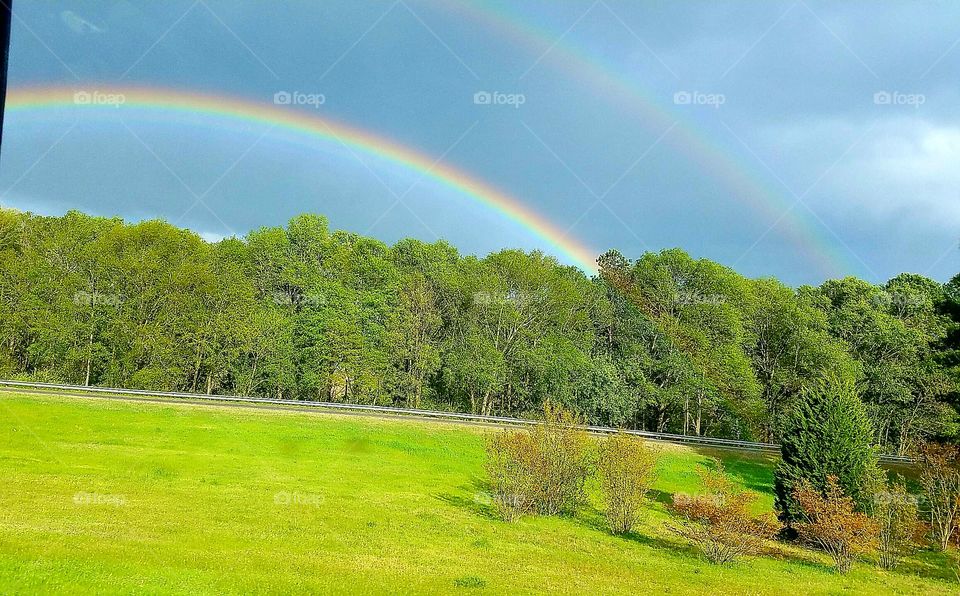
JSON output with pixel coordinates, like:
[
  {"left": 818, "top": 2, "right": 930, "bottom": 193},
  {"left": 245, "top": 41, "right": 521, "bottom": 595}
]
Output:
[{"left": 774, "top": 373, "right": 881, "bottom": 526}]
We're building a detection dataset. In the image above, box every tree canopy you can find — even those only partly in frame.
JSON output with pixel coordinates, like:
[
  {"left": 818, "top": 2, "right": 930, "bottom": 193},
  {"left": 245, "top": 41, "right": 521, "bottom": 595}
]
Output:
[{"left": 0, "top": 208, "right": 956, "bottom": 451}]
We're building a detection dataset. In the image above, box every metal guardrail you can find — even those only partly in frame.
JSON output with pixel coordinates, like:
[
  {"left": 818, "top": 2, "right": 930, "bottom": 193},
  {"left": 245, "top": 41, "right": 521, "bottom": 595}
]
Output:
[{"left": 0, "top": 379, "right": 914, "bottom": 463}]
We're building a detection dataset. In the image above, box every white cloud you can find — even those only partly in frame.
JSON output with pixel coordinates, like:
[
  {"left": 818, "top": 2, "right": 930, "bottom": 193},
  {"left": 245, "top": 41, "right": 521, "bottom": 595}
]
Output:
[
  {"left": 836, "top": 120, "right": 960, "bottom": 226},
  {"left": 764, "top": 117, "right": 960, "bottom": 229}
]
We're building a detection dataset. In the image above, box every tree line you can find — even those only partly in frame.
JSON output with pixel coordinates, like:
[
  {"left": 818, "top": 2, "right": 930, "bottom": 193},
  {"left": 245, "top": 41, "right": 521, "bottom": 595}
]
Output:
[{"left": 0, "top": 208, "right": 957, "bottom": 453}]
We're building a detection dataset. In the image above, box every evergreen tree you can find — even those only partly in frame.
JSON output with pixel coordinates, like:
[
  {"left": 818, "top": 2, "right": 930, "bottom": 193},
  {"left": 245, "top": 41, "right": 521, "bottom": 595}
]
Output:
[{"left": 774, "top": 373, "right": 881, "bottom": 526}]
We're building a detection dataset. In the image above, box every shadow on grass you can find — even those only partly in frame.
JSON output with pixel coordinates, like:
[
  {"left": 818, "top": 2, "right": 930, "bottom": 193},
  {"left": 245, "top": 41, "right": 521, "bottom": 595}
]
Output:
[
  {"left": 435, "top": 479, "right": 959, "bottom": 584},
  {"left": 889, "top": 548, "right": 959, "bottom": 583},
  {"left": 436, "top": 471, "right": 958, "bottom": 586},
  {"left": 648, "top": 488, "right": 674, "bottom": 507},
  {"left": 434, "top": 476, "right": 500, "bottom": 520},
  {"left": 762, "top": 537, "right": 960, "bottom": 581},
  {"left": 571, "top": 502, "right": 704, "bottom": 559},
  {"left": 694, "top": 448, "right": 777, "bottom": 495},
  {"left": 435, "top": 478, "right": 697, "bottom": 560}
]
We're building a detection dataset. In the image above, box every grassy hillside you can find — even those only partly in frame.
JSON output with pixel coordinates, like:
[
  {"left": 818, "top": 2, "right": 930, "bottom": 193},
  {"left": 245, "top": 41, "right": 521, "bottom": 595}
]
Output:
[{"left": 0, "top": 392, "right": 955, "bottom": 594}]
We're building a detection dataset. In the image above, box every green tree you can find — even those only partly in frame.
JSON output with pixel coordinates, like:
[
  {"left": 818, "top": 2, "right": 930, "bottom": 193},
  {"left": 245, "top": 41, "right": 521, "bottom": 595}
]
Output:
[
  {"left": 599, "top": 248, "right": 763, "bottom": 438},
  {"left": 774, "top": 373, "right": 881, "bottom": 526},
  {"left": 745, "top": 278, "right": 854, "bottom": 441},
  {"left": 812, "top": 277, "right": 957, "bottom": 453}
]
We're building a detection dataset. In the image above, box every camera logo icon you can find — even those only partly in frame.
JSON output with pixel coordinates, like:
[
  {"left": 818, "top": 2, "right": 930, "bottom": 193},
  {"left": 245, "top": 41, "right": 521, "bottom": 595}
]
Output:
[
  {"left": 274, "top": 91, "right": 292, "bottom": 105},
  {"left": 473, "top": 91, "right": 492, "bottom": 105}
]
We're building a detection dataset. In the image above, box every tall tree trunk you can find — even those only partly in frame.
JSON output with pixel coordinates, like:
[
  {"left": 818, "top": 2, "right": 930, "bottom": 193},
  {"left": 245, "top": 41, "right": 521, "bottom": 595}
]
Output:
[
  {"left": 482, "top": 390, "right": 492, "bottom": 416},
  {"left": 84, "top": 327, "right": 93, "bottom": 386},
  {"left": 657, "top": 408, "right": 668, "bottom": 433},
  {"left": 695, "top": 390, "right": 703, "bottom": 436},
  {"left": 190, "top": 341, "right": 203, "bottom": 392}
]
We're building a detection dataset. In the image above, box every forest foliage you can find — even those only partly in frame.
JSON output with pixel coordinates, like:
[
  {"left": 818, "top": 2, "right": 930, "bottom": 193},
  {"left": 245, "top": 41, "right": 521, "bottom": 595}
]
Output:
[{"left": 1, "top": 208, "right": 958, "bottom": 453}]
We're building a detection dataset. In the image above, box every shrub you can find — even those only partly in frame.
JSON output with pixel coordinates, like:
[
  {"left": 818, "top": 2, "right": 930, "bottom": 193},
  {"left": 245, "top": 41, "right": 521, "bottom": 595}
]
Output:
[
  {"left": 669, "top": 461, "right": 779, "bottom": 564},
  {"left": 525, "top": 402, "right": 593, "bottom": 515},
  {"left": 485, "top": 430, "right": 535, "bottom": 521},
  {"left": 484, "top": 401, "right": 592, "bottom": 520},
  {"left": 869, "top": 478, "right": 920, "bottom": 570},
  {"left": 915, "top": 442, "right": 960, "bottom": 551},
  {"left": 774, "top": 373, "right": 881, "bottom": 527},
  {"left": 598, "top": 433, "right": 658, "bottom": 534},
  {"left": 793, "top": 476, "right": 879, "bottom": 573}
]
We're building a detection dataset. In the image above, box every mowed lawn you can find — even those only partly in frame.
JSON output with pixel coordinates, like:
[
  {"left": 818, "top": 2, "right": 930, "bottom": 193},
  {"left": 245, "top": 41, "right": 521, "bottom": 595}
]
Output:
[{"left": 0, "top": 393, "right": 956, "bottom": 595}]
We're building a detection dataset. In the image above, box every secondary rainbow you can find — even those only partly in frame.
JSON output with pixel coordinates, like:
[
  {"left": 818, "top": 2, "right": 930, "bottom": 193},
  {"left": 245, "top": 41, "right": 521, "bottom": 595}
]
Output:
[
  {"left": 6, "top": 85, "right": 599, "bottom": 273},
  {"left": 435, "top": 1, "right": 857, "bottom": 278}
]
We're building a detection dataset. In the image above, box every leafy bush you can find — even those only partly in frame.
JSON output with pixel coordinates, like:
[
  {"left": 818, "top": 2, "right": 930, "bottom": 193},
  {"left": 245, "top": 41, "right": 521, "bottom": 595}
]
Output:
[
  {"left": 869, "top": 479, "right": 920, "bottom": 570},
  {"left": 916, "top": 442, "right": 960, "bottom": 551},
  {"left": 598, "top": 433, "right": 658, "bottom": 534},
  {"left": 485, "top": 430, "right": 536, "bottom": 521},
  {"left": 793, "top": 476, "right": 879, "bottom": 573},
  {"left": 525, "top": 402, "right": 593, "bottom": 515},
  {"left": 774, "top": 373, "right": 881, "bottom": 527},
  {"left": 484, "top": 402, "right": 592, "bottom": 520},
  {"left": 669, "top": 461, "right": 779, "bottom": 564}
]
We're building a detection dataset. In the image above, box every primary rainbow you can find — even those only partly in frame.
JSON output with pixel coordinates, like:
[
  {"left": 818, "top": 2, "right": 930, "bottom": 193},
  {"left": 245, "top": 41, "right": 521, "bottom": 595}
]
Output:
[{"left": 5, "top": 85, "right": 600, "bottom": 273}]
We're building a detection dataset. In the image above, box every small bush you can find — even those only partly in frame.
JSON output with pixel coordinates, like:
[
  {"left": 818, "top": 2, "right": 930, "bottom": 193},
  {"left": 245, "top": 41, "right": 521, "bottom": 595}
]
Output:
[
  {"left": 598, "top": 433, "right": 658, "bottom": 534},
  {"left": 484, "top": 401, "right": 592, "bottom": 520},
  {"left": 669, "top": 461, "right": 780, "bottom": 564},
  {"left": 485, "top": 430, "right": 535, "bottom": 521},
  {"left": 869, "top": 479, "right": 920, "bottom": 570},
  {"left": 523, "top": 402, "right": 593, "bottom": 515},
  {"left": 916, "top": 442, "right": 960, "bottom": 551},
  {"left": 793, "top": 476, "right": 879, "bottom": 573}
]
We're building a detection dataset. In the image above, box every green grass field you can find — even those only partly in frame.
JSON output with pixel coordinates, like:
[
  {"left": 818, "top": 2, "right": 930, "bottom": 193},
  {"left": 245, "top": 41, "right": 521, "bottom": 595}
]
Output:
[{"left": 0, "top": 392, "right": 956, "bottom": 594}]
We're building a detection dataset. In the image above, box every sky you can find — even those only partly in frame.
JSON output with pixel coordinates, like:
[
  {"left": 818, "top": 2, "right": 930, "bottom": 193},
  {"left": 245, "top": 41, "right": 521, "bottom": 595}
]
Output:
[{"left": 1, "top": 0, "right": 959, "bottom": 286}]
